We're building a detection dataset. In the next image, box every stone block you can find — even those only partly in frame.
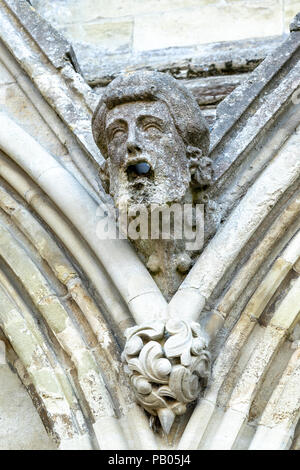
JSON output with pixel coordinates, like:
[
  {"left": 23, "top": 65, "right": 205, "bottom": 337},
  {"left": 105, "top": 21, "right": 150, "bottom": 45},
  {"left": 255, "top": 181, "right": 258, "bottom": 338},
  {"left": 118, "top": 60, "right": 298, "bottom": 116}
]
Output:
[
  {"left": 270, "top": 277, "right": 300, "bottom": 331},
  {"left": 60, "top": 19, "right": 133, "bottom": 52},
  {"left": 284, "top": 0, "right": 300, "bottom": 32},
  {"left": 32, "top": 0, "right": 284, "bottom": 55},
  {"left": 0, "top": 82, "right": 67, "bottom": 156},
  {"left": 32, "top": 0, "right": 209, "bottom": 24},
  {"left": 133, "top": 2, "right": 283, "bottom": 51}
]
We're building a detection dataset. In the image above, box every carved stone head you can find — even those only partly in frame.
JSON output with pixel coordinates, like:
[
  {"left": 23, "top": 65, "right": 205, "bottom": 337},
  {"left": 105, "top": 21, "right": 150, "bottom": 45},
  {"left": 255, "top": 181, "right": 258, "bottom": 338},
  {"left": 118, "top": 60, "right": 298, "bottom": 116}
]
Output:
[{"left": 92, "top": 71, "right": 210, "bottom": 208}]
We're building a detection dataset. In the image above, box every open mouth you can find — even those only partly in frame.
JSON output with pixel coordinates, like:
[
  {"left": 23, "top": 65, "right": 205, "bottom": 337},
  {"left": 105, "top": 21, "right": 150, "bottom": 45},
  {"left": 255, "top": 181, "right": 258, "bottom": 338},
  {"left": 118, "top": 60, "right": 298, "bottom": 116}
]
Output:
[{"left": 126, "top": 161, "right": 154, "bottom": 183}]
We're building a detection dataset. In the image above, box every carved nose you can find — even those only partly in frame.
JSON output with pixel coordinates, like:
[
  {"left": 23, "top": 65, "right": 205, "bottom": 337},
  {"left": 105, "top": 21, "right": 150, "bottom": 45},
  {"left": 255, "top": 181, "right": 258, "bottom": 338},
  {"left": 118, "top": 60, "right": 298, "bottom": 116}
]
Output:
[
  {"left": 127, "top": 140, "right": 141, "bottom": 154},
  {"left": 126, "top": 127, "right": 141, "bottom": 154}
]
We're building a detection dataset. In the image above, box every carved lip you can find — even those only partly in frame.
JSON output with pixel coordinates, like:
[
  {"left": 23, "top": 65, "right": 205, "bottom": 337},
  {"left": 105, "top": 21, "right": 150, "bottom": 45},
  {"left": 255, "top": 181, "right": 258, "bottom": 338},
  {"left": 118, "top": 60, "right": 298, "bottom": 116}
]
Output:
[{"left": 125, "top": 159, "right": 154, "bottom": 184}]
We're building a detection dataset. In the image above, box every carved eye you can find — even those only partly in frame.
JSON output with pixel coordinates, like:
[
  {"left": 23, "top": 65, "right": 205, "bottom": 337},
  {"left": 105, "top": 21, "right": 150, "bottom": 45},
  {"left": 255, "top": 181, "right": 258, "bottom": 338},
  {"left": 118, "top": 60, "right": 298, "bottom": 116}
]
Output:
[
  {"left": 143, "top": 121, "right": 163, "bottom": 134},
  {"left": 111, "top": 128, "right": 126, "bottom": 140},
  {"left": 107, "top": 126, "right": 127, "bottom": 143}
]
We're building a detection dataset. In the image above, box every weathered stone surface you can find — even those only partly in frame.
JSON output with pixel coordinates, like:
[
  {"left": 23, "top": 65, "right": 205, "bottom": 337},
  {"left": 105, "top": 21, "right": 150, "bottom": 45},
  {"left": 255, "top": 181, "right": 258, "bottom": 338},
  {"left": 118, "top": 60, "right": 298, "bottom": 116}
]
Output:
[
  {"left": 133, "top": 3, "right": 282, "bottom": 51},
  {"left": 122, "top": 319, "right": 210, "bottom": 434},
  {"left": 0, "top": 0, "right": 104, "bottom": 179},
  {"left": 286, "top": 1, "right": 300, "bottom": 31},
  {"left": 4, "top": 0, "right": 80, "bottom": 72},
  {"left": 290, "top": 11, "right": 300, "bottom": 30},
  {"left": 0, "top": 60, "right": 14, "bottom": 86},
  {"left": 30, "top": 0, "right": 286, "bottom": 86},
  {"left": 31, "top": 0, "right": 284, "bottom": 53},
  {"left": 0, "top": 357, "right": 55, "bottom": 449},
  {"left": 30, "top": 0, "right": 214, "bottom": 22},
  {"left": 181, "top": 74, "right": 250, "bottom": 107},
  {"left": 0, "top": 0, "right": 300, "bottom": 452},
  {"left": 211, "top": 33, "right": 300, "bottom": 154},
  {"left": 61, "top": 19, "right": 133, "bottom": 51},
  {"left": 83, "top": 36, "right": 283, "bottom": 87},
  {"left": 0, "top": 68, "right": 67, "bottom": 157}
]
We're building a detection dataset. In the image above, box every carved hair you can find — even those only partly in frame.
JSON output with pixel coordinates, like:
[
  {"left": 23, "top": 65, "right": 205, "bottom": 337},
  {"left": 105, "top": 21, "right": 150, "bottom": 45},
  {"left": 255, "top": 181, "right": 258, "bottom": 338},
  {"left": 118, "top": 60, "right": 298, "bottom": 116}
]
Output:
[{"left": 92, "top": 71, "right": 210, "bottom": 159}]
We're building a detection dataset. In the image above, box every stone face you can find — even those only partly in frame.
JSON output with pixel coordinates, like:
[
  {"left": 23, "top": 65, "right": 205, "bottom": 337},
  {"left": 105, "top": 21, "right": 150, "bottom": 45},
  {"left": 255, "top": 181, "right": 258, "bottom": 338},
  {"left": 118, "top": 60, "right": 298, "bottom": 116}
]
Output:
[{"left": 92, "top": 71, "right": 210, "bottom": 206}]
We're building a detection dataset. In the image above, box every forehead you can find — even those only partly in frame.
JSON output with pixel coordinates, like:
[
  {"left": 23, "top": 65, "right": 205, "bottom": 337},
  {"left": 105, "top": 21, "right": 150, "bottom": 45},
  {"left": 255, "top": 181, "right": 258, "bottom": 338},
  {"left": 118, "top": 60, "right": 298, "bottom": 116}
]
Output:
[{"left": 106, "top": 100, "right": 171, "bottom": 126}]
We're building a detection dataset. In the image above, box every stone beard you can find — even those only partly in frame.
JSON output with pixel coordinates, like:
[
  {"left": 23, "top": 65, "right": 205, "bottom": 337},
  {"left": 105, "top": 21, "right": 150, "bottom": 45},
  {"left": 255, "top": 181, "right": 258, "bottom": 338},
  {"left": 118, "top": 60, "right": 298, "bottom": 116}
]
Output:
[{"left": 92, "top": 71, "right": 212, "bottom": 434}]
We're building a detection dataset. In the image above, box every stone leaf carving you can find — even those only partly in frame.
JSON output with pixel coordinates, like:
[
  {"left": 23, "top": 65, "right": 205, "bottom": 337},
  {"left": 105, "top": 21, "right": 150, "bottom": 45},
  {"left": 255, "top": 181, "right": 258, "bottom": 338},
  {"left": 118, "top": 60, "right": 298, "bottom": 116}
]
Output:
[{"left": 122, "top": 319, "right": 211, "bottom": 434}]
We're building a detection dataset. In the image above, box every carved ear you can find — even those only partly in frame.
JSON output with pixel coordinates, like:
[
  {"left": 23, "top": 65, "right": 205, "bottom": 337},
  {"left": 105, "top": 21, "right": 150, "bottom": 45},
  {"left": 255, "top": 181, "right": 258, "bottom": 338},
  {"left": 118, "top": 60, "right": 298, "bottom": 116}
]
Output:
[
  {"left": 196, "top": 156, "right": 214, "bottom": 187},
  {"left": 99, "top": 160, "right": 110, "bottom": 193},
  {"left": 186, "top": 145, "right": 213, "bottom": 188},
  {"left": 186, "top": 145, "right": 202, "bottom": 161}
]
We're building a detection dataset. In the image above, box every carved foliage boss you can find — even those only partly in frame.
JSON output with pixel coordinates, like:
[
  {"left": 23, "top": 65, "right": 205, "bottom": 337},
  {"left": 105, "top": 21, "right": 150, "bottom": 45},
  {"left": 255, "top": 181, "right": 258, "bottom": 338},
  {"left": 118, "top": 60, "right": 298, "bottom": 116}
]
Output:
[{"left": 122, "top": 320, "right": 210, "bottom": 434}]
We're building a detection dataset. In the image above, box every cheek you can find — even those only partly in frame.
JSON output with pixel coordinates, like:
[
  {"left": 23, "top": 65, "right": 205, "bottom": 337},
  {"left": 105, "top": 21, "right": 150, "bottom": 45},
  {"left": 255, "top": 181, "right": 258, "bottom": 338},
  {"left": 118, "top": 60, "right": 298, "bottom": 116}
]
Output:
[
  {"left": 147, "top": 134, "right": 173, "bottom": 154},
  {"left": 158, "top": 133, "right": 185, "bottom": 160},
  {"left": 160, "top": 134, "right": 175, "bottom": 151},
  {"left": 108, "top": 143, "right": 126, "bottom": 165}
]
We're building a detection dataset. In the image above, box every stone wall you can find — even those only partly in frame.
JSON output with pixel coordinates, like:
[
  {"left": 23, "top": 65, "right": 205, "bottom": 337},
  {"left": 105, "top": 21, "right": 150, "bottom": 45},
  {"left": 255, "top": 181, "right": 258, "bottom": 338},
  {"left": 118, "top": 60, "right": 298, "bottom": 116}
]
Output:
[
  {"left": 31, "top": 0, "right": 300, "bottom": 54},
  {"left": 30, "top": 0, "right": 297, "bottom": 120}
]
